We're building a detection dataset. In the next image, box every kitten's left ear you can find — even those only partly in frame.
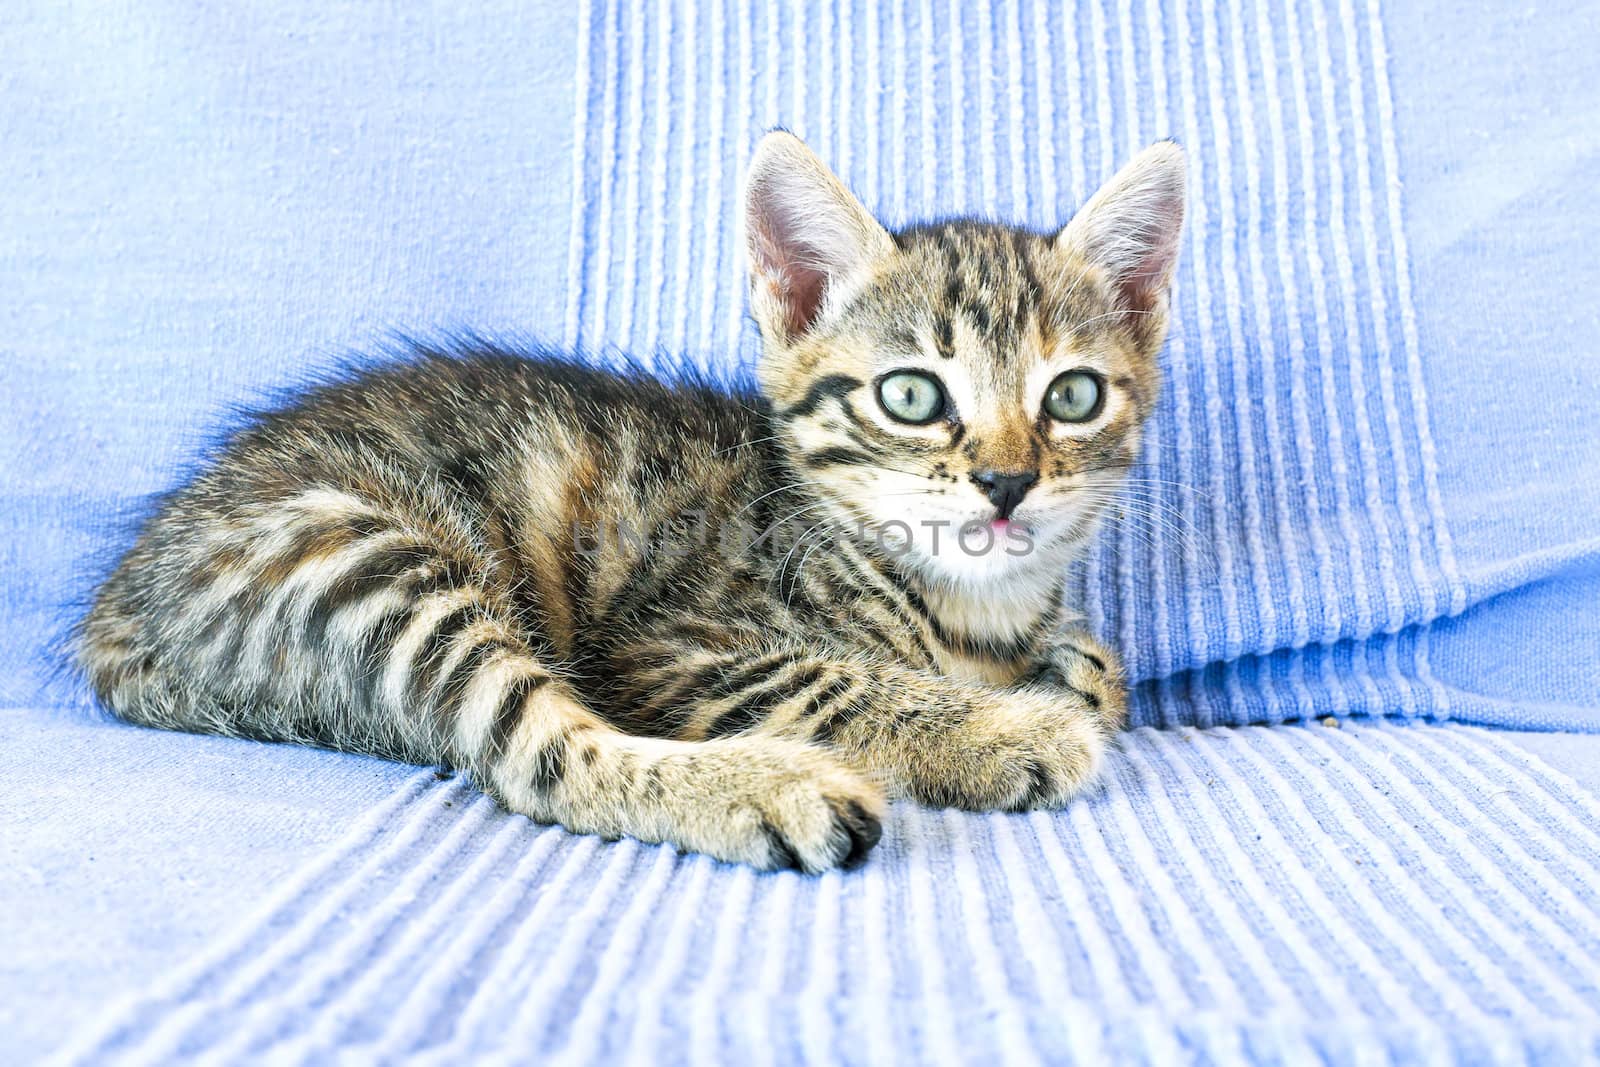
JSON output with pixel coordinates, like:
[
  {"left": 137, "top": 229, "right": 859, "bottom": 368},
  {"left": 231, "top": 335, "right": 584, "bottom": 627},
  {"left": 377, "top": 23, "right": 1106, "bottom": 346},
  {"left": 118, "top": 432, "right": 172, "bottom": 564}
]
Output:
[
  {"left": 744, "top": 131, "right": 896, "bottom": 346},
  {"left": 1056, "top": 141, "right": 1187, "bottom": 320}
]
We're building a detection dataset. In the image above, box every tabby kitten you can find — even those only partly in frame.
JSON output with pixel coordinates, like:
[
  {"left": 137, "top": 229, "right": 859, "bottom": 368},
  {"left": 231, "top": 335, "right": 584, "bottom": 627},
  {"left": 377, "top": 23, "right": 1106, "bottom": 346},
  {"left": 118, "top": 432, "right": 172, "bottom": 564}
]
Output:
[{"left": 80, "top": 133, "right": 1185, "bottom": 872}]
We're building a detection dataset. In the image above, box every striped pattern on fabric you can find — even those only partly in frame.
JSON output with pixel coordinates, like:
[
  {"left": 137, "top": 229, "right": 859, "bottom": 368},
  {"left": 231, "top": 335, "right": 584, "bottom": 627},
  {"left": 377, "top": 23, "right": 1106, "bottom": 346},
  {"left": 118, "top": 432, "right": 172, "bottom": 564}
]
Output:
[
  {"left": 557, "top": 0, "right": 1466, "bottom": 728},
  {"left": 53, "top": 723, "right": 1600, "bottom": 1065}
]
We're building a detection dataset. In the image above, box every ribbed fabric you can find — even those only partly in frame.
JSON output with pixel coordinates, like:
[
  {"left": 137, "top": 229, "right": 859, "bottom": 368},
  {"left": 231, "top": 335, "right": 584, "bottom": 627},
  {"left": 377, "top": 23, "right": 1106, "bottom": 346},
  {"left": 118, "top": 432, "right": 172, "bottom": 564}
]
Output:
[
  {"left": 51, "top": 723, "right": 1600, "bottom": 1065},
  {"left": 558, "top": 0, "right": 1465, "bottom": 729},
  {"left": 6, "top": 2, "right": 1599, "bottom": 1063}
]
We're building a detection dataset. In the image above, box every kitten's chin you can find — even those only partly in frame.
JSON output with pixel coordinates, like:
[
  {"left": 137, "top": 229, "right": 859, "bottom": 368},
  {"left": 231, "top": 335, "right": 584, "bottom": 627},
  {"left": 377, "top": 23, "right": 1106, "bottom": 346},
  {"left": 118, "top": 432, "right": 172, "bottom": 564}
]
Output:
[{"left": 911, "top": 543, "right": 1041, "bottom": 587}]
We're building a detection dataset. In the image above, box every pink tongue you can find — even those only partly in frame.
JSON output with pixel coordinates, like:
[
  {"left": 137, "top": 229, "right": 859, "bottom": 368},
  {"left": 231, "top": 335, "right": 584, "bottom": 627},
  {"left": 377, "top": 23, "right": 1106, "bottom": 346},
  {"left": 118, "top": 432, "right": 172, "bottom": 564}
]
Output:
[{"left": 990, "top": 519, "right": 1011, "bottom": 531}]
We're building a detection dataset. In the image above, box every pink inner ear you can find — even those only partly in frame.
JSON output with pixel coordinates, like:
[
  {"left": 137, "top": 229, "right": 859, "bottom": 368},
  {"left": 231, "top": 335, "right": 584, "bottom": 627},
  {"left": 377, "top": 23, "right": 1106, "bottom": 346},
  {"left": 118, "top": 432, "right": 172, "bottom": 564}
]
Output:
[
  {"left": 1113, "top": 200, "right": 1184, "bottom": 316},
  {"left": 749, "top": 185, "right": 834, "bottom": 338},
  {"left": 768, "top": 255, "right": 827, "bottom": 337},
  {"left": 1118, "top": 233, "right": 1181, "bottom": 316}
]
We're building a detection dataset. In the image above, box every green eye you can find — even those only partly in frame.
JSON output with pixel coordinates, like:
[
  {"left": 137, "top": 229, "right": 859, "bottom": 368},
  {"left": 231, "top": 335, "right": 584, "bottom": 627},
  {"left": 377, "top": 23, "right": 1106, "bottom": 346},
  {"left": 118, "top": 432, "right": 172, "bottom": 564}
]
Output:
[
  {"left": 1043, "top": 371, "right": 1103, "bottom": 423},
  {"left": 877, "top": 371, "right": 947, "bottom": 425}
]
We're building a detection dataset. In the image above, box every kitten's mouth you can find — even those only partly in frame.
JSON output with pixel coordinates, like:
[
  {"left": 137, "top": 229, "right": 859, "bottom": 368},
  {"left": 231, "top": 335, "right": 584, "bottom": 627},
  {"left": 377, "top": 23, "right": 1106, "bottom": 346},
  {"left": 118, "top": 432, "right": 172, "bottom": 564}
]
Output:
[{"left": 988, "top": 515, "right": 1036, "bottom": 537}]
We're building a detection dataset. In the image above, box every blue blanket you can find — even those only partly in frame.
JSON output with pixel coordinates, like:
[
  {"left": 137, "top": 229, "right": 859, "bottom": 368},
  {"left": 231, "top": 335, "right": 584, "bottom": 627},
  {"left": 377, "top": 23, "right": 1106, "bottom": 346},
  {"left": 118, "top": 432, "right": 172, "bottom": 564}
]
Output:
[
  {"left": 3, "top": 0, "right": 1599, "bottom": 1062},
  {"left": 32, "top": 718, "right": 1600, "bottom": 1064}
]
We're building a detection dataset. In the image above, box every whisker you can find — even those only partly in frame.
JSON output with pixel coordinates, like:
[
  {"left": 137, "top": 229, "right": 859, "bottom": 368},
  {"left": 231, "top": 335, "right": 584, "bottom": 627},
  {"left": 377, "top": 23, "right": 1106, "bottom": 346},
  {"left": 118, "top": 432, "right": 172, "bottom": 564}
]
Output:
[
  {"left": 1052, "top": 481, "right": 1221, "bottom": 575},
  {"left": 1074, "top": 461, "right": 1216, "bottom": 500},
  {"left": 727, "top": 478, "right": 828, "bottom": 522},
  {"left": 1070, "top": 307, "right": 1162, "bottom": 331},
  {"left": 744, "top": 490, "right": 941, "bottom": 558},
  {"left": 711, "top": 433, "right": 788, "bottom": 457}
]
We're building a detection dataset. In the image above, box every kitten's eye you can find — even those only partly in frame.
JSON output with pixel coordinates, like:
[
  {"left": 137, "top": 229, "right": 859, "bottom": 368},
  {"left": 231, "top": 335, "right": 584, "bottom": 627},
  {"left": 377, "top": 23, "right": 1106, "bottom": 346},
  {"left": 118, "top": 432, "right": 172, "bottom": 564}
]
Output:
[
  {"left": 1043, "top": 371, "right": 1103, "bottom": 423},
  {"left": 877, "top": 371, "right": 947, "bottom": 425}
]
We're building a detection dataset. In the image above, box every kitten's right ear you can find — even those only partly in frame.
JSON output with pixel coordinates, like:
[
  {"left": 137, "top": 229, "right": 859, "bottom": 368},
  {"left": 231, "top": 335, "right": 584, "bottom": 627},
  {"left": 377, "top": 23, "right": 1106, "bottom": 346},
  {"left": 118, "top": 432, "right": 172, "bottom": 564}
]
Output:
[
  {"left": 1056, "top": 141, "right": 1187, "bottom": 322},
  {"left": 744, "top": 131, "right": 895, "bottom": 346}
]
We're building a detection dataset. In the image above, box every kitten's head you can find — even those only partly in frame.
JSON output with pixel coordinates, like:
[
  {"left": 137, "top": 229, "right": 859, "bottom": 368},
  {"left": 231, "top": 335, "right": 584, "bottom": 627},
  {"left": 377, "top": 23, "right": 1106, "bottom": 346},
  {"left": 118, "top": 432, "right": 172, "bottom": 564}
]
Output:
[{"left": 744, "top": 131, "right": 1185, "bottom": 586}]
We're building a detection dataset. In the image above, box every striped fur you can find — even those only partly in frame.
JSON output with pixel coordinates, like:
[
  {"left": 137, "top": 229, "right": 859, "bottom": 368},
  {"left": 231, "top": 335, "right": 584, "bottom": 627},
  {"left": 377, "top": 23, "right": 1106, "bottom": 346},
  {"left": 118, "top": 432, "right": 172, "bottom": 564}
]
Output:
[{"left": 79, "top": 135, "right": 1183, "bottom": 871}]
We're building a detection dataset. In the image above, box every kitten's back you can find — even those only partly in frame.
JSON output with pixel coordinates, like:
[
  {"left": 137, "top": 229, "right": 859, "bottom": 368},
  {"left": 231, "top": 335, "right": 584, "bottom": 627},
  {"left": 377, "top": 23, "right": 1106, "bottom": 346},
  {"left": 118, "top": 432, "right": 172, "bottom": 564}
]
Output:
[{"left": 77, "top": 343, "right": 774, "bottom": 751}]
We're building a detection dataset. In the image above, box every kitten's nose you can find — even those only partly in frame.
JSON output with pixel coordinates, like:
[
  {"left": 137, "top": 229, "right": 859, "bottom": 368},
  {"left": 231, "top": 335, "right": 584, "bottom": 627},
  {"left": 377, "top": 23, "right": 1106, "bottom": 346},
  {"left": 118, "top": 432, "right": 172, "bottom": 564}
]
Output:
[{"left": 969, "top": 469, "right": 1039, "bottom": 520}]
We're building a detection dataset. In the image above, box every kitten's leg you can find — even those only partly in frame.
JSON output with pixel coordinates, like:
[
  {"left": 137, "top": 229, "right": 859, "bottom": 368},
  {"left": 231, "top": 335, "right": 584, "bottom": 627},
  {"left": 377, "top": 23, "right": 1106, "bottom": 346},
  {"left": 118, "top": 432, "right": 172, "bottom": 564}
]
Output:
[
  {"left": 633, "top": 642, "right": 1116, "bottom": 811},
  {"left": 473, "top": 686, "right": 886, "bottom": 873},
  {"left": 84, "top": 496, "right": 883, "bottom": 872},
  {"left": 403, "top": 620, "right": 884, "bottom": 874}
]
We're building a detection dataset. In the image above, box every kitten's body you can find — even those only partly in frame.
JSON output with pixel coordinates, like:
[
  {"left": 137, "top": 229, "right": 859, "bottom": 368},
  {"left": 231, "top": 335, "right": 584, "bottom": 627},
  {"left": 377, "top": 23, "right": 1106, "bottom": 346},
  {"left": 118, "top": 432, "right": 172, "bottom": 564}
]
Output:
[{"left": 80, "top": 134, "right": 1185, "bottom": 870}]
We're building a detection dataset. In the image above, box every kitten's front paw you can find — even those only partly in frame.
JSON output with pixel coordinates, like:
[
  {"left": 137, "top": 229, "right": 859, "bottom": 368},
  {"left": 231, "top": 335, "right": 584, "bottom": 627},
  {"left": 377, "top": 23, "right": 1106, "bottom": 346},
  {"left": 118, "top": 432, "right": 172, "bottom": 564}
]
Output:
[
  {"left": 672, "top": 739, "right": 886, "bottom": 873},
  {"left": 901, "top": 692, "right": 1107, "bottom": 813},
  {"left": 1033, "top": 630, "right": 1128, "bottom": 736}
]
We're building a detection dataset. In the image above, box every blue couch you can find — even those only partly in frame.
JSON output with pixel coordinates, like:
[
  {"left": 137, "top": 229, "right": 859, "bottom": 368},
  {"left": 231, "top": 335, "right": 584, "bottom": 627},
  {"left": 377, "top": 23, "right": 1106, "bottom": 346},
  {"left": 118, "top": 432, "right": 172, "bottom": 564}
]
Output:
[{"left": 5, "top": 1, "right": 1599, "bottom": 1062}]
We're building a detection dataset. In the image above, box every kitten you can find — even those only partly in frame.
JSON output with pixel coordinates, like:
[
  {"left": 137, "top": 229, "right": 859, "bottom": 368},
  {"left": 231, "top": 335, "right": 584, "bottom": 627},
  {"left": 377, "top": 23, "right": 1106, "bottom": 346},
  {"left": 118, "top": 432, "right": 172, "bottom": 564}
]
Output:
[{"left": 79, "top": 133, "right": 1185, "bottom": 872}]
